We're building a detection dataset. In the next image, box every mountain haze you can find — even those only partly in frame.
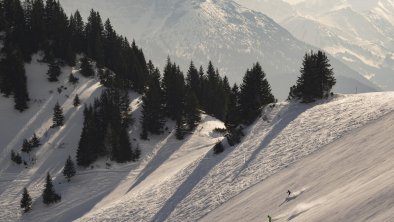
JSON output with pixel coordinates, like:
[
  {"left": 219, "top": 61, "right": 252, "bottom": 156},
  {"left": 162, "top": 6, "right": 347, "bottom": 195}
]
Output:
[{"left": 60, "top": 0, "right": 378, "bottom": 99}]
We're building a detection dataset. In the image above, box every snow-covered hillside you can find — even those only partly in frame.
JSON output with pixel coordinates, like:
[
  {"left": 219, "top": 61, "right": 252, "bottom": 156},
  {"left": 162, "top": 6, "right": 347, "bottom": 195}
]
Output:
[
  {"left": 1, "top": 53, "right": 393, "bottom": 221},
  {"left": 237, "top": 0, "right": 394, "bottom": 91},
  {"left": 74, "top": 93, "right": 394, "bottom": 222},
  {"left": 203, "top": 105, "right": 394, "bottom": 222},
  {"left": 59, "top": 0, "right": 378, "bottom": 99}
]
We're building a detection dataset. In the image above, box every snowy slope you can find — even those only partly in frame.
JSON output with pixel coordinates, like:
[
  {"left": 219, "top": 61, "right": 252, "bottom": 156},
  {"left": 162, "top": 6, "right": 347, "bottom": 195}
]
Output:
[
  {"left": 59, "top": 0, "right": 378, "bottom": 99},
  {"left": 203, "top": 107, "right": 394, "bottom": 222},
  {"left": 67, "top": 93, "right": 394, "bottom": 222},
  {"left": 237, "top": 0, "right": 394, "bottom": 91},
  {"left": 1, "top": 54, "right": 394, "bottom": 221},
  {"left": 0, "top": 54, "right": 226, "bottom": 221}
]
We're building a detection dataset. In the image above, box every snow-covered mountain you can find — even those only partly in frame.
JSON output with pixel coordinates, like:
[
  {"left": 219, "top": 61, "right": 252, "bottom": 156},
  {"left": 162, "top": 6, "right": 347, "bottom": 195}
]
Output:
[
  {"left": 237, "top": 0, "right": 394, "bottom": 90},
  {"left": 1, "top": 55, "right": 393, "bottom": 221},
  {"left": 59, "top": 0, "right": 378, "bottom": 99}
]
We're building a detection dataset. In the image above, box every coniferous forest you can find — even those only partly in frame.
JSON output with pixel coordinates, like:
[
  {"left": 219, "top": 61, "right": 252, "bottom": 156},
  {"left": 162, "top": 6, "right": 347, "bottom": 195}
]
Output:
[{"left": 1, "top": 0, "right": 336, "bottom": 167}]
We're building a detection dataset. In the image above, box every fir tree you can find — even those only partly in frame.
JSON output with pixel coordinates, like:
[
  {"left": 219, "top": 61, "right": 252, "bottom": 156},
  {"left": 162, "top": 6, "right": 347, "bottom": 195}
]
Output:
[
  {"left": 76, "top": 106, "right": 96, "bottom": 166},
  {"left": 184, "top": 91, "right": 201, "bottom": 131},
  {"left": 239, "top": 63, "right": 275, "bottom": 124},
  {"left": 80, "top": 57, "right": 94, "bottom": 77},
  {"left": 21, "top": 139, "right": 32, "bottom": 153},
  {"left": 29, "top": 133, "right": 41, "bottom": 148},
  {"left": 213, "top": 141, "right": 224, "bottom": 154},
  {"left": 11, "top": 150, "right": 22, "bottom": 164},
  {"left": 134, "top": 144, "right": 141, "bottom": 161},
  {"left": 289, "top": 51, "right": 336, "bottom": 102},
  {"left": 162, "top": 57, "right": 185, "bottom": 120},
  {"left": 140, "top": 67, "right": 165, "bottom": 137},
  {"left": 20, "top": 188, "right": 32, "bottom": 213},
  {"left": 42, "top": 172, "right": 61, "bottom": 205},
  {"left": 175, "top": 116, "right": 187, "bottom": 140},
  {"left": 68, "top": 73, "right": 79, "bottom": 84},
  {"left": 51, "top": 102, "right": 64, "bottom": 127},
  {"left": 47, "top": 60, "right": 61, "bottom": 82},
  {"left": 73, "top": 94, "right": 81, "bottom": 107},
  {"left": 63, "top": 156, "right": 76, "bottom": 182}
]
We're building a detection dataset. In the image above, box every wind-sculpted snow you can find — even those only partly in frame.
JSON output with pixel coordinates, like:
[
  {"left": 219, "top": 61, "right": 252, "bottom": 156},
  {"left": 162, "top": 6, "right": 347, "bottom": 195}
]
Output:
[{"left": 77, "top": 92, "right": 394, "bottom": 222}]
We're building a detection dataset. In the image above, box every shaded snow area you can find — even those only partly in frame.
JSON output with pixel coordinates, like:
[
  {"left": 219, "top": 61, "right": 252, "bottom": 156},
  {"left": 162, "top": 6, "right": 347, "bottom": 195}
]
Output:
[{"left": 1, "top": 54, "right": 394, "bottom": 222}]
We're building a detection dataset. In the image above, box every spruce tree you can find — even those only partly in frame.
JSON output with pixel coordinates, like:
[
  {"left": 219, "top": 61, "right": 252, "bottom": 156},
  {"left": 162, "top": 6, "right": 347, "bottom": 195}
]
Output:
[
  {"left": 141, "top": 67, "right": 165, "bottom": 137},
  {"left": 11, "top": 150, "right": 22, "bottom": 164},
  {"left": 21, "top": 139, "right": 32, "bottom": 153},
  {"left": 184, "top": 91, "right": 201, "bottom": 131},
  {"left": 73, "top": 94, "right": 81, "bottom": 107},
  {"left": 63, "top": 156, "right": 76, "bottom": 182},
  {"left": 51, "top": 102, "right": 64, "bottom": 127},
  {"left": 175, "top": 116, "right": 187, "bottom": 140},
  {"left": 213, "top": 141, "right": 224, "bottom": 154},
  {"left": 68, "top": 73, "right": 79, "bottom": 84},
  {"left": 239, "top": 63, "right": 275, "bottom": 124},
  {"left": 30, "top": 133, "right": 41, "bottom": 148},
  {"left": 20, "top": 188, "right": 32, "bottom": 213},
  {"left": 42, "top": 172, "right": 61, "bottom": 205},
  {"left": 47, "top": 60, "right": 61, "bottom": 82},
  {"left": 289, "top": 51, "right": 336, "bottom": 102},
  {"left": 12, "top": 50, "right": 30, "bottom": 112},
  {"left": 80, "top": 57, "right": 94, "bottom": 77},
  {"left": 161, "top": 58, "right": 185, "bottom": 120}
]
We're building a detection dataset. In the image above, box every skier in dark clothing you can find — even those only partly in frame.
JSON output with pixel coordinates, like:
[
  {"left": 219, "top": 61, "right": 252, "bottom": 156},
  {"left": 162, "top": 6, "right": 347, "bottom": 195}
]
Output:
[
  {"left": 268, "top": 215, "right": 272, "bottom": 222},
  {"left": 287, "top": 190, "right": 291, "bottom": 196}
]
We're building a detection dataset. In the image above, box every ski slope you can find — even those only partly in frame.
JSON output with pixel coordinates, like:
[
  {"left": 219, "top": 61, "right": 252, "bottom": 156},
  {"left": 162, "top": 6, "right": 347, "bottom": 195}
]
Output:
[
  {"left": 1, "top": 54, "right": 394, "bottom": 221},
  {"left": 203, "top": 107, "right": 394, "bottom": 222},
  {"left": 76, "top": 93, "right": 394, "bottom": 222}
]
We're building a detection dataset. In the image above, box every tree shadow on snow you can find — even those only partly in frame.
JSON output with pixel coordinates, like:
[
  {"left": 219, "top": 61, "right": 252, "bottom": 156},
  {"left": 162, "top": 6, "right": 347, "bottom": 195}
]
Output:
[
  {"left": 233, "top": 102, "right": 315, "bottom": 180},
  {"left": 127, "top": 132, "right": 193, "bottom": 192},
  {"left": 151, "top": 143, "right": 233, "bottom": 222}
]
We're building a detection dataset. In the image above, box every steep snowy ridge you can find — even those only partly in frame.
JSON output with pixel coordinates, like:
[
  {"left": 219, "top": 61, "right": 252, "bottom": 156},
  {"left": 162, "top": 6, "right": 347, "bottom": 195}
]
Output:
[{"left": 59, "top": 0, "right": 378, "bottom": 99}]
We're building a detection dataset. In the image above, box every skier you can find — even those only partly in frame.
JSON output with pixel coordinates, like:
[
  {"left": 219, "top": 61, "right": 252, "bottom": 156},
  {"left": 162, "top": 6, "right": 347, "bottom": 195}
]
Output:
[
  {"left": 268, "top": 215, "right": 272, "bottom": 222},
  {"left": 287, "top": 190, "right": 291, "bottom": 196}
]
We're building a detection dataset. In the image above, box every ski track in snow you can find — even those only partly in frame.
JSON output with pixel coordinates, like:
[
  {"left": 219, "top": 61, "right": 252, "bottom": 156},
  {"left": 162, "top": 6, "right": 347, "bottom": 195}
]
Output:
[{"left": 75, "top": 92, "right": 394, "bottom": 222}]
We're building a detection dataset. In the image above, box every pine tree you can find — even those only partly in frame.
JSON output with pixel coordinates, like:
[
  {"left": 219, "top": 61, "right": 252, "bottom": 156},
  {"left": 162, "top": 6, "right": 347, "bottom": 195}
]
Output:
[
  {"left": 213, "top": 141, "right": 224, "bottom": 154},
  {"left": 21, "top": 139, "right": 32, "bottom": 153},
  {"left": 140, "top": 67, "right": 165, "bottom": 137},
  {"left": 47, "top": 60, "right": 61, "bottom": 82},
  {"left": 51, "top": 102, "right": 64, "bottom": 127},
  {"left": 20, "top": 188, "right": 32, "bottom": 213},
  {"left": 73, "top": 94, "right": 81, "bottom": 107},
  {"left": 76, "top": 106, "right": 96, "bottom": 166},
  {"left": 184, "top": 91, "right": 201, "bottom": 131},
  {"left": 289, "top": 51, "right": 336, "bottom": 102},
  {"left": 68, "top": 73, "right": 79, "bottom": 84},
  {"left": 134, "top": 144, "right": 141, "bottom": 161},
  {"left": 42, "top": 172, "right": 61, "bottom": 205},
  {"left": 11, "top": 150, "right": 22, "bottom": 164},
  {"left": 80, "top": 57, "right": 94, "bottom": 77},
  {"left": 226, "top": 84, "right": 240, "bottom": 129},
  {"left": 63, "top": 156, "right": 76, "bottom": 182},
  {"left": 162, "top": 58, "right": 185, "bottom": 120},
  {"left": 175, "top": 116, "right": 187, "bottom": 140},
  {"left": 239, "top": 63, "right": 275, "bottom": 124},
  {"left": 29, "top": 133, "right": 41, "bottom": 148}
]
